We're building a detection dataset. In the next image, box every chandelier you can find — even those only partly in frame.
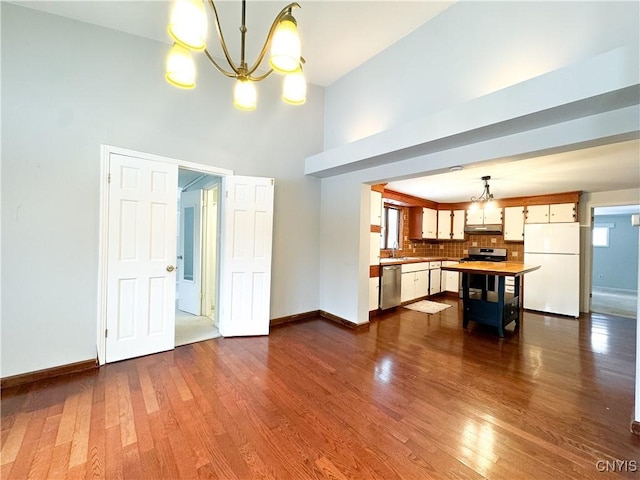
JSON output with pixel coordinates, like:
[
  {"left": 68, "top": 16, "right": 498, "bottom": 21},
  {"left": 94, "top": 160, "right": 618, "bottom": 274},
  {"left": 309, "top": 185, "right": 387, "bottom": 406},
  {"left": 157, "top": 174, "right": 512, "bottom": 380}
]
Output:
[
  {"left": 470, "top": 176, "right": 495, "bottom": 211},
  {"left": 165, "top": 0, "right": 306, "bottom": 110}
]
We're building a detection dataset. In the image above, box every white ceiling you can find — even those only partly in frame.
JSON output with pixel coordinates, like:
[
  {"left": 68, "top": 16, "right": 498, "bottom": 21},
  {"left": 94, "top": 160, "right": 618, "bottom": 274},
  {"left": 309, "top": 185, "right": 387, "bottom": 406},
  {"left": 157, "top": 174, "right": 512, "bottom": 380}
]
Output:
[
  {"left": 385, "top": 140, "right": 640, "bottom": 203},
  {"left": 11, "top": 1, "right": 640, "bottom": 200}
]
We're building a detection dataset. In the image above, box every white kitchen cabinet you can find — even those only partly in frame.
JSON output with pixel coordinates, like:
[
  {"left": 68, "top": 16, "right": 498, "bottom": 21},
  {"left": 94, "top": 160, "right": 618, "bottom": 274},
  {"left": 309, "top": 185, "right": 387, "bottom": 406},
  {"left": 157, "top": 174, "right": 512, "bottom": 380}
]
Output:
[
  {"left": 369, "top": 277, "right": 380, "bottom": 311},
  {"left": 429, "top": 267, "right": 442, "bottom": 295},
  {"left": 526, "top": 203, "right": 577, "bottom": 224},
  {"left": 452, "top": 210, "right": 465, "bottom": 240},
  {"left": 549, "top": 203, "right": 576, "bottom": 222},
  {"left": 441, "top": 261, "right": 459, "bottom": 293},
  {"left": 525, "top": 205, "right": 549, "bottom": 223},
  {"left": 437, "top": 210, "right": 451, "bottom": 239},
  {"left": 483, "top": 206, "right": 503, "bottom": 224},
  {"left": 466, "top": 207, "right": 502, "bottom": 225},
  {"left": 422, "top": 208, "right": 437, "bottom": 239},
  {"left": 466, "top": 208, "right": 484, "bottom": 225},
  {"left": 503, "top": 206, "right": 525, "bottom": 241},
  {"left": 370, "top": 190, "right": 382, "bottom": 226},
  {"left": 369, "top": 232, "right": 381, "bottom": 265},
  {"left": 400, "top": 262, "right": 429, "bottom": 302},
  {"left": 437, "top": 210, "right": 465, "bottom": 240}
]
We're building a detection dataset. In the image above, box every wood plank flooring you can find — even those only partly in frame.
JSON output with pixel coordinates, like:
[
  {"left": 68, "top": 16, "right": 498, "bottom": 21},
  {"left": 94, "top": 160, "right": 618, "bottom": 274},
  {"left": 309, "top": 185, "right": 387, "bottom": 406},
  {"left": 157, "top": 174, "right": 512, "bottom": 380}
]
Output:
[{"left": 2, "top": 298, "right": 639, "bottom": 479}]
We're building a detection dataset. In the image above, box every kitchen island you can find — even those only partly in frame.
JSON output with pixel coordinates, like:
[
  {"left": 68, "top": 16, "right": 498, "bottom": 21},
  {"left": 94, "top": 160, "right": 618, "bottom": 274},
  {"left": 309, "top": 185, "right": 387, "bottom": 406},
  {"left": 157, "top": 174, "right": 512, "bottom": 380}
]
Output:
[{"left": 441, "top": 261, "right": 541, "bottom": 337}]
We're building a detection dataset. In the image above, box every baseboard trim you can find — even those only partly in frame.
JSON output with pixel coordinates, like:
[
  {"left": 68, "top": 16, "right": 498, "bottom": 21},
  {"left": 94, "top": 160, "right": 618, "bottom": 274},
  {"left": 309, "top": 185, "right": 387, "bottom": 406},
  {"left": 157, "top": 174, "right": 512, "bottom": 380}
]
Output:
[
  {"left": 270, "top": 310, "right": 320, "bottom": 327},
  {"left": 320, "top": 310, "right": 369, "bottom": 330},
  {"left": 632, "top": 420, "right": 640, "bottom": 436},
  {"left": 1, "top": 358, "right": 98, "bottom": 390}
]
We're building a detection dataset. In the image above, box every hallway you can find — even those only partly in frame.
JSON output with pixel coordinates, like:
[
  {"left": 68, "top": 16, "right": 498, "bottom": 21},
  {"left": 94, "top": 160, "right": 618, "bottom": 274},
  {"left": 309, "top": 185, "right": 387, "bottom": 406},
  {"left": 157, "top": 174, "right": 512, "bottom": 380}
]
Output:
[{"left": 591, "top": 286, "right": 638, "bottom": 319}]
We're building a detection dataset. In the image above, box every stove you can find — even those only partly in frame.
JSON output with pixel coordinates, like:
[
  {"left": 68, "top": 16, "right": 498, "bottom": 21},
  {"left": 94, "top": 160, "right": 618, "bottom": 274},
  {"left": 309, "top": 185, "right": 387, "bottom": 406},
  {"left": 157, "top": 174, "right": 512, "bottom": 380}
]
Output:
[
  {"left": 460, "top": 247, "right": 507, "bottom": 263},
  {"left": 458, "top": 248, "right": 507, "bottom": 299}
]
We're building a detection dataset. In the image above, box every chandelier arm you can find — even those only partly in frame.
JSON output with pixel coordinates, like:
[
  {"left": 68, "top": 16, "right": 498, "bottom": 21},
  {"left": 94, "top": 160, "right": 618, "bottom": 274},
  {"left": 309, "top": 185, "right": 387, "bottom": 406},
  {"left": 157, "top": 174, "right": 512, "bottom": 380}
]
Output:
[
  {"left": 207, "top": 0, "right": 240, "bottom": 74},
  {"left": 247, "top": 69, "right": 274, "bottom": 82},
  {"left": 203, "top": 49, "right": 239, "bottom": 78},
  {"left": 245, "top": 2, "right": 301, "bottom": 76}
]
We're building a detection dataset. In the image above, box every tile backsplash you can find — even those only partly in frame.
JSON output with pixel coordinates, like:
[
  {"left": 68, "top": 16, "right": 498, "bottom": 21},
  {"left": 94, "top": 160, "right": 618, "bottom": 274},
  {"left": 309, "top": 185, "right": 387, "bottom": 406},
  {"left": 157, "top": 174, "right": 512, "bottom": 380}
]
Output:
[{"left": 380, "top": 207, "right": 524, "bottom": 262}]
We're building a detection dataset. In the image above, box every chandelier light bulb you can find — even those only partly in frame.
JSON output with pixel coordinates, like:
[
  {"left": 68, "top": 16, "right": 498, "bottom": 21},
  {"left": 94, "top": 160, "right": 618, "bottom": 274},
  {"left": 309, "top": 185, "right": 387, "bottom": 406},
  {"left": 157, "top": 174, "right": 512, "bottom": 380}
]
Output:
[
  {"left": 233, "top": 78, "right": 257, "bottom": 111},
  {"left": 165, "top": 43, "right": 196, "bottom": 89},
  {"left": 282, "top": 67, "right": 306, "bottom": 105},
  {"left": 168, "top": 0, "right": 208, "bottom": 51},
  {"left": 269, "top": 15, "right": 301, "bottom": 74}
]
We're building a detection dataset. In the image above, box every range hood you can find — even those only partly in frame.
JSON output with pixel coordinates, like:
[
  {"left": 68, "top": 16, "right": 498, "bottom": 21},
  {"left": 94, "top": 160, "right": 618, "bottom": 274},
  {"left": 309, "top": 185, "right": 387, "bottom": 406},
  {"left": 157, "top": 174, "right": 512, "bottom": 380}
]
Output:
[{"left": 464, "top": 224, "right": 503, "bottom": 234}]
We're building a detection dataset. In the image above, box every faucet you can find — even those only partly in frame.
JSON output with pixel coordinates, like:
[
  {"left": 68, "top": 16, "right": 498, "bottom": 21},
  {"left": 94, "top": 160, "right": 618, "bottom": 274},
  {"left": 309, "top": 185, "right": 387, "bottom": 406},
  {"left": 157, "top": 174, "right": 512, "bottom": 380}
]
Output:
[{"left": 391, "top": 241, "right": 399, "bottom": 258}]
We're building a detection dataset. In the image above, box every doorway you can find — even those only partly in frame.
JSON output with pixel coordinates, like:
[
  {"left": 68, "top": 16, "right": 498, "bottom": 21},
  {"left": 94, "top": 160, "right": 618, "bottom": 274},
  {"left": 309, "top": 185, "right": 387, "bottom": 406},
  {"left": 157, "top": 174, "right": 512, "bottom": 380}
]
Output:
[
  {"left": 175, "top": 169, "right": 222, "bottom": 346},
  {"left": 591, "top": 205, "right": 639, "bottom": 318},
  {"left": 98, "top": 146, "right": 276, "bottom": 365}
]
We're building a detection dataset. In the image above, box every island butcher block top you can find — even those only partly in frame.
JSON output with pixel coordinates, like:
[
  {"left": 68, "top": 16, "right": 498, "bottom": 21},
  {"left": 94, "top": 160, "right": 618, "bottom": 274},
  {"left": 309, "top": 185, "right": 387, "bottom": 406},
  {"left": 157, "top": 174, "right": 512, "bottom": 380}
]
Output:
[{"left": 441, "top": 261, "right": 541, "bottom": 277}]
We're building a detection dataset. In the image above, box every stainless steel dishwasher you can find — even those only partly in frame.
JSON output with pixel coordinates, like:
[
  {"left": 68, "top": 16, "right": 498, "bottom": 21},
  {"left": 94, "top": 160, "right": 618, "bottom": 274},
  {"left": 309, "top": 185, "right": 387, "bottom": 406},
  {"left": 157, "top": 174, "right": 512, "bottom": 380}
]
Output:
[{"left": 380, "top": 265, "right": 401, "bottom": 309}]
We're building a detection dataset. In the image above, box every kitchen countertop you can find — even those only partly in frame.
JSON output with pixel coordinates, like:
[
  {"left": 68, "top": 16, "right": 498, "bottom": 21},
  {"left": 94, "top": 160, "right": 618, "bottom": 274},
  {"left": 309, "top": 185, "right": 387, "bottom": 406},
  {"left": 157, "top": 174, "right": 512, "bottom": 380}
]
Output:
[
  {"left": 379, "top": 256, "right": 460, "bottom": 265},
  {"left": 441, "top": 261, "right": 540, "bottom": 276}
]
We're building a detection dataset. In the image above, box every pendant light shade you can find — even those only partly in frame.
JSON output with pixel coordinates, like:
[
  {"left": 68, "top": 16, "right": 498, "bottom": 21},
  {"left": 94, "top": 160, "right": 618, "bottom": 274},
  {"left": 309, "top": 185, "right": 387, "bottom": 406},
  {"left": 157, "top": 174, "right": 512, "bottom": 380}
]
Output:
[
  {"left": 269, "top": 15, "right": 301, "bottom": 74},
  {"left": 233, "top": 79, "right": 257, "bottom": 110},
  {"left": 165, "top": 43, "right": 196, "bottom": 89},
  {"left": 282, "top": 67, "right": 306, "bottom": 105},
  {"left": 168, "top": 0, "right": 208, "bottom": 51}
]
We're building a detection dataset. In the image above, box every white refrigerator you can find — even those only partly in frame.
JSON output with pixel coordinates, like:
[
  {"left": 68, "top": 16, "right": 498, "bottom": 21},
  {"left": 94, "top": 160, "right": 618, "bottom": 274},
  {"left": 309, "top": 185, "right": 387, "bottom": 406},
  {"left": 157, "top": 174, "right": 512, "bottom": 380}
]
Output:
[{"left": 523, "top": 222, "right": 580, "bottom": 317}]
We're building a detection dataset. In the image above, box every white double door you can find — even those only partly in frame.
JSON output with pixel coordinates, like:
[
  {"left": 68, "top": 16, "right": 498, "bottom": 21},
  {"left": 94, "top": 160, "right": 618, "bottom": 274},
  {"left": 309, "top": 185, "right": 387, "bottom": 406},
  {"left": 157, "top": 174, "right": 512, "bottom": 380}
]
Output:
[{"left": 104, "top": 152, "right": 274, "bottom": 363}]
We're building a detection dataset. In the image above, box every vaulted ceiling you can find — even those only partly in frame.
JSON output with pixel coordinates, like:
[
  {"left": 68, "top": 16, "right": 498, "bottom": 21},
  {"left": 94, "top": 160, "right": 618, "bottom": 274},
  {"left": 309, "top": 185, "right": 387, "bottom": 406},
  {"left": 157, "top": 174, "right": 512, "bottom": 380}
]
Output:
[{"left": 12, "top": 1, "right": 639, "bottom": 202}]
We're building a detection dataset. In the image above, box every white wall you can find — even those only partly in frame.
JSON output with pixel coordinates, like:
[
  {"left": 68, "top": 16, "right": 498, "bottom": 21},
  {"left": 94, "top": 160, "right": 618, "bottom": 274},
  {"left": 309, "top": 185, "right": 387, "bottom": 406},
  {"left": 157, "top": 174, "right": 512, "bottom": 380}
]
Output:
[
  {"left": 1, "top": 4, "right": 324, "bottom": 377},
  {"left": 324, "top": 1, "right": 639, "bottom": 150}
]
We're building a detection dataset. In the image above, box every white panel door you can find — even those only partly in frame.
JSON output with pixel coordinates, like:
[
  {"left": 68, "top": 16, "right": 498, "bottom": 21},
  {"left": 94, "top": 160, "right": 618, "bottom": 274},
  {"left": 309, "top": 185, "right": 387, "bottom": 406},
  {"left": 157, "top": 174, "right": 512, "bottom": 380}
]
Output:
[
  {"left": 219, "top": 176, "right": 274, "bottom": 337},
  {"left": 178, "top": 189, "right": 203, "bottom": 315},
  {"left": 106, "top": 154, "right": 178, "bottom": 363}
]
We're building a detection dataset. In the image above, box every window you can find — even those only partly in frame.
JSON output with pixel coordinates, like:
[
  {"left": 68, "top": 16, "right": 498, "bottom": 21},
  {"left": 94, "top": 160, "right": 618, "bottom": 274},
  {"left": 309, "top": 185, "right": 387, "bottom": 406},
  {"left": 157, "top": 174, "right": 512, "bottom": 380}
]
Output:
[
  {"left": 592, "top": 223, "right": 613, "bottom": 247},
  {"left": 380, "top": 206, "right": 401, "bottom": 250}
]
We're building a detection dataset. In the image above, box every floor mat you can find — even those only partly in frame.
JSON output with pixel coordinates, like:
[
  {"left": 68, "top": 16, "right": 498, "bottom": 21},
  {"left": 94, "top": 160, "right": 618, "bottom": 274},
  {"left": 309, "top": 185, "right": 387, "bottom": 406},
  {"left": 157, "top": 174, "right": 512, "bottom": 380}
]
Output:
[{"left": 404, "top": 300, "right": 452, "bottom": 314}]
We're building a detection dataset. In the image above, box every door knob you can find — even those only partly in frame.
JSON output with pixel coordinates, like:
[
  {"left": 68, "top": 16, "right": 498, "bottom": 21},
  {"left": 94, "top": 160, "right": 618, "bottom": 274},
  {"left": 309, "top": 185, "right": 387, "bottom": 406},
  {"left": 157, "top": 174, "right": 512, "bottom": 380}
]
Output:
[{"left": 166, "top": 265, "right": 175, "bottom": 272}]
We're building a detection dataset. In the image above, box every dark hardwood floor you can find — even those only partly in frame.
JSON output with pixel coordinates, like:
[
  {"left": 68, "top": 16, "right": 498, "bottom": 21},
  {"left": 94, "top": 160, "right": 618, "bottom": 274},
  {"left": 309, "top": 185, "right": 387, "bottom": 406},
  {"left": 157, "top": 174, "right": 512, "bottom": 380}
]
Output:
[{"left": 2, "top": 298, "right": 639, "bottom": 479}]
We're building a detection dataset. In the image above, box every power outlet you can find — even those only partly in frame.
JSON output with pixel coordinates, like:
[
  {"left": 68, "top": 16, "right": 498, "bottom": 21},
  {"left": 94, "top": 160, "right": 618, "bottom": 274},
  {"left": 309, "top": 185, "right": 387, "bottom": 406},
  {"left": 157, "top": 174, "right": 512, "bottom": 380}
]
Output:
[
  {"left": 512, "top": 251, "right": 518, "bottom": 258},
  {"left": 491, "top": 238, "right": 497, "bottom": 244},
  {"left": 439, "top": 245, "right": 444, "bottom": 250},
  {"left": 472, "top": 242, "right": 478, "bottom": 247}
]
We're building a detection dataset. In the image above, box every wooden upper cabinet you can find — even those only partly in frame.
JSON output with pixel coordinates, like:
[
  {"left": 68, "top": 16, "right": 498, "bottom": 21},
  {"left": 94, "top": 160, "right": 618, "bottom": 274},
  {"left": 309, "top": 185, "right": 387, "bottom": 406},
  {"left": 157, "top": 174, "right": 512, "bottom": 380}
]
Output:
[{"left": 409, "top": 207, "right": 437, "bottom": 240}]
